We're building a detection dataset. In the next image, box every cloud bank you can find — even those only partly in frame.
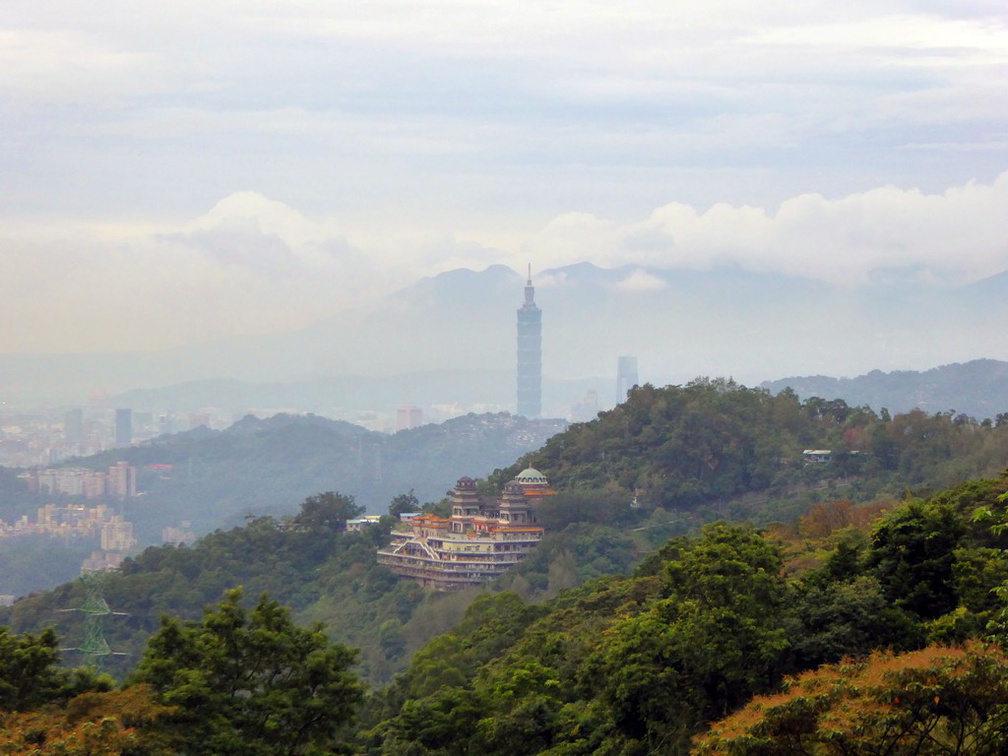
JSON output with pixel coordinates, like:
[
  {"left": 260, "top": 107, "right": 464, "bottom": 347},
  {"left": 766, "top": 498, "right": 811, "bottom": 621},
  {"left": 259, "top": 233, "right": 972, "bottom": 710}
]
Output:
[
  {"left": 1, "top": 171, "right": 1006, "bottom": 352},
  {"left": 524, "top": 171, "right": 1008, "bottom": 285},
  {"left": 1, "top": 2, "right": 1007, "bottom": 355},
  {"left": 1, "top": 1, "right": 1006, "bottom": 224}
]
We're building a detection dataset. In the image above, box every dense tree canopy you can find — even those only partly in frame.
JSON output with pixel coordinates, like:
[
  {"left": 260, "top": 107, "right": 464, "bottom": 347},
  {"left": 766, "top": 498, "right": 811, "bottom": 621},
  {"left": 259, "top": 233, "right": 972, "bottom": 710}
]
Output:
[
  {"left": 3, "top": 473, "right": 1008, "bottom": 754},
  {"left": 7, "top": 380, "right": 1008, "bottom": 754},
  {"left": 0, "top": 685, "right": 172, "bottom": 756},
  {"left": 292, "top": 491, "right": 364, "bottom": 532},
  {"left": 363, "top": 474, "right": 1008, "bottom": 755},
  {"left": 489, "top": 379, "right": 1008, "bottom": 520},
  {"left": 0, "top": 626, "right": 109, "bottom": 712},
  {"left": 131, "top": 588, "right": 363, "bottom": 756},
  {"left": 695, "top": 642, "right": 1008, "bottom": 755}
]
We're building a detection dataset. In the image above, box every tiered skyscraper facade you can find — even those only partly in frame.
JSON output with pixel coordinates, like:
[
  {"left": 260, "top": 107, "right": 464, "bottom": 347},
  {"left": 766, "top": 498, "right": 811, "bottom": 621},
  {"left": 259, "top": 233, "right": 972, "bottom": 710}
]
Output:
[
  {"left": 516, "top": 266, "right": 542, "bottom": 418},
  {"left": 617, "top": 355, "right": 639, "bottom": 402}
]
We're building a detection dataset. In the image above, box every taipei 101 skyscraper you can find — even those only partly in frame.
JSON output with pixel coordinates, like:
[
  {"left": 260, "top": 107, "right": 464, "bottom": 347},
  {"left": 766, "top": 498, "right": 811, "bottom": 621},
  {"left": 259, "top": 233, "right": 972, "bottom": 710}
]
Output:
[{"left": 516, "top": 265, "right": 542, "bottom": 418}]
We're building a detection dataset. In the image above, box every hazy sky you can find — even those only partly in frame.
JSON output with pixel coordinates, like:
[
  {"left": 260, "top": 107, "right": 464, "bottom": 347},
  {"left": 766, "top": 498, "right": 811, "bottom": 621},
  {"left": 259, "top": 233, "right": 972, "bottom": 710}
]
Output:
[{"left": 2, "top": 1, "right": 1007, "bottom": 353}]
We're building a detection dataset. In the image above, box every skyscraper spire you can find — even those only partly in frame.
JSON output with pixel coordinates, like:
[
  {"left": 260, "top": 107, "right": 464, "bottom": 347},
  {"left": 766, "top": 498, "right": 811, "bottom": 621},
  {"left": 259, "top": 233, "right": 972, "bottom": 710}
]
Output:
[
  {"left": 517, "top": 265, "right": 542, "bottom": 418},
  {"left": 524, "top": 264, "right": 536, "bottom": 307}
]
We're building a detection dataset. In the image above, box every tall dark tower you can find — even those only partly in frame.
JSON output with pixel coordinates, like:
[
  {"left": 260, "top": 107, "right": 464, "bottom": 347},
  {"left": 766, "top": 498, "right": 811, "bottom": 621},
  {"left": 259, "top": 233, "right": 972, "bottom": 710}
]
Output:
[
  {"left": 617, "top": 356, "right": 639, "bottom": 402},
  {"left": 115, "top": 408, "right": 132, "bottom": 447},
  {"left": 516, "top": 265, "right": 542, "bottom": 418}
]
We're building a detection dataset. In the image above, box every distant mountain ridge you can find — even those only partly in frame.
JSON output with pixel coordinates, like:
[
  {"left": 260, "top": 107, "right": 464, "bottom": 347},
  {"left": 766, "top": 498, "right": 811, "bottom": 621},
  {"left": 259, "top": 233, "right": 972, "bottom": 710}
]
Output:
[
  {"left": 108, "top": 371, "right": 606, "bottom": 420},
  {"left": 57, "top": 411, "right": 567, "bottom": 542},
  {"left": 2, "top": 262, "right": 1007, "bottom": 409},
  {"left": 761, "top": 359, "right": 1008, "bottom": 419}
]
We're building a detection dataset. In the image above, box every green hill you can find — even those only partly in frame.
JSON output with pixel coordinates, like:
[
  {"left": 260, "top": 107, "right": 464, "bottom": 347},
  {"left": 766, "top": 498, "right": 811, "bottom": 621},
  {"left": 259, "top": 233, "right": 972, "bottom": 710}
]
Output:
[
  {"left": 761, "top": 358, "right": 1008, "bottom": 419},
  {"left": 6, "top": 473, "right": 1008, "bottom": 754},
  {"left": 364, "top": 474, "right": 1008, "bottom": 754},
  {"left": 6, "top": 377, "right": 1008, "bottom": 695},
  {"left": 13, "top": 411, "right": 566, "bottom": 543},
  {"left": 488, "top": 378, "right": 1008, "bottom": 522}
]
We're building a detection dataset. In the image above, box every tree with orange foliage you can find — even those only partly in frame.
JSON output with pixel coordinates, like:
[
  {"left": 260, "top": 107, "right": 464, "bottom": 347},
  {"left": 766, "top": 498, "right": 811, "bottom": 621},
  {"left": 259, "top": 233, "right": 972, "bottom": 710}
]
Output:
[
  {"left": 694, "top": 641, "right": 1008, "bottom": 755},
  {"left": 0, "top": 684, "right": 173, "bottom": 755}
]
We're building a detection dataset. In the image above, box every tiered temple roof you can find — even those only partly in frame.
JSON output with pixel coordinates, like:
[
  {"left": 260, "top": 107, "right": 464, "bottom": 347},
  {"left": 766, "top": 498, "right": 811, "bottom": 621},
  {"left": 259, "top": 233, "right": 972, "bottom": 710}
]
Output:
[{"left": 376, "top": 470, "right": 555, "bottom": 590}]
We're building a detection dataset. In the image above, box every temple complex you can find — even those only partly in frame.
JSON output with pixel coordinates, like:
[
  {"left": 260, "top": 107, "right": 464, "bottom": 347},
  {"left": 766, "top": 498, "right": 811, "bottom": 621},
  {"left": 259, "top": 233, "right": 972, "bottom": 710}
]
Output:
[{"left": 377, "top": 468, "right": 555, "bottom": 590}]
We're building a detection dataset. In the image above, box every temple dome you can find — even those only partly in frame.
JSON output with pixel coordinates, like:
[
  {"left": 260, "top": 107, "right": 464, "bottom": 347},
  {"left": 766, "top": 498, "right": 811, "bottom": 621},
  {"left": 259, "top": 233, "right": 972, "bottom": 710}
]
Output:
[{"left": 515, "top": 467, "right": 549, "bottom": 486}]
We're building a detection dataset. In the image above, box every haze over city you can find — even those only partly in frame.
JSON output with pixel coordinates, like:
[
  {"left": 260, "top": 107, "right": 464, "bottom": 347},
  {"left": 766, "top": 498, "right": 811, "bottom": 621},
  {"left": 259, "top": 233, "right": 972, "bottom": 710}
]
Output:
[{"left": 2, "top": 1, "right": 1007, "bottom": 390}]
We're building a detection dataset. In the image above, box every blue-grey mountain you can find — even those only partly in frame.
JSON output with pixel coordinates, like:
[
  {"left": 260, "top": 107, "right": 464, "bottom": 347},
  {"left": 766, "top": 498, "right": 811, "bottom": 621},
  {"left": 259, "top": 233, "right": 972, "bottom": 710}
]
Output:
[{"left": 1, "top": 263, "right": 1006, "bottom": 411}]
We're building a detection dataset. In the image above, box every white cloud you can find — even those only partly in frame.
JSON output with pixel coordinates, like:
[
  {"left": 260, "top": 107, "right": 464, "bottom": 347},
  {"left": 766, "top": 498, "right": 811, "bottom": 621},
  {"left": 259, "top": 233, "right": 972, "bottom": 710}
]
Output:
[
  {"left": 614, "top": 269, "right": 668, "bottom": 292},
  {"left": 0, "top": 169, "right": 1006, "bottom": 353},
  {"left": 0, "top": 28, "right": 148, "bottom": 103},
  {"left": 522, "top": 170, "right": 1008, "bottom": 286},
  {"left": 1, "top": 2, "right": 1007, "bottom": 354},
  {"left": 0, "top": 197, "right": 382, "bottom": 352}
]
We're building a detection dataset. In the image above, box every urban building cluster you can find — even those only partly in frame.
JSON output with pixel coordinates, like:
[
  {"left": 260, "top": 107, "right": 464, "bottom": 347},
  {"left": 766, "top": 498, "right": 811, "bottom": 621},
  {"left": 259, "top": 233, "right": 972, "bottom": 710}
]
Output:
[
  {"left": 0, "top": 501, "right": 136, "bottom": 552},
  {"left": 20, "top": 461, "right": 139, "bottom": 499},
  {"left": 0, "top": 406, "right": 231, "bottom": 468},
  {"left": 1, "top": 270, "right": 638, "bottom": 473},
  {"left": 378, "top": 468, "right": 555, "bottom": 590}
]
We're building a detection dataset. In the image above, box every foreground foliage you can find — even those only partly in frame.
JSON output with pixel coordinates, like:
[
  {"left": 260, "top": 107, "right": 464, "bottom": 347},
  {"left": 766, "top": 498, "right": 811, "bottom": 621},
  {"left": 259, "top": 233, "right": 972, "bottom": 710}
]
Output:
[
  {"left": 6, "top": 380, "right": 1008, "bottom": 753},
  {"left": 4, "top": 474, "right": 1008, "bottom": 754},
  {"left": 131, "top": 588, "right": 363, "bottom": 756},
  {"left": 695, "top": 641, "right": 1008, "bottom": 755},
  {"left": 363, "top": 474, "right": 1008, "bottom": 754},
  {"left": 0, "top": 591, "right": 363, "bottom": 756},
  {"left": 0, "top": 625, "right": 111, "bottom": 711},
  {"left": 0, "top": 685, "right": 173, "bottom": 756}
]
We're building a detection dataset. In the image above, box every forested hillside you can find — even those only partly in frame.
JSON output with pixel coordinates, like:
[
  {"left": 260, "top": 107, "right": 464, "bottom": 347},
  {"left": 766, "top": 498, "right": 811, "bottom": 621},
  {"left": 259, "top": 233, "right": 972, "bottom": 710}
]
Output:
[
  {"left": 2, "top": 493, "right": 428, "bottom": 686},
  {"left": 92, "top": 411, "right": 564, "bottom": 536},
  {"left": 8, "top": 380, "right": 1008, "bottom": 685},
  {"left": 490, "top": 378, "right": 1008, "bottom": 521},
  {"left": 363, "top": 475, "right": 1008, "bottom": 754},
  {"left": 0, "top": 412, "right": 565, "bottom": 545},
  {"left": 5, "top": 475, "right": 1008, "bottom": 753},
  {"left": 6, "top": 380, "right": 1008, "bottom": 753},
  {"left": 762, "top": 358, "right": 1008, "bottom": 419}
]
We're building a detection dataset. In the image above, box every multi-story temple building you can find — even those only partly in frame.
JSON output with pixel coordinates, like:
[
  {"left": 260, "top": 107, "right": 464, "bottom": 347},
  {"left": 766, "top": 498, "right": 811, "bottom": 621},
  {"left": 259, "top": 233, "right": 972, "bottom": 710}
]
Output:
[{"left": 377, "top": 468, "right": 555, "bottom": 590}]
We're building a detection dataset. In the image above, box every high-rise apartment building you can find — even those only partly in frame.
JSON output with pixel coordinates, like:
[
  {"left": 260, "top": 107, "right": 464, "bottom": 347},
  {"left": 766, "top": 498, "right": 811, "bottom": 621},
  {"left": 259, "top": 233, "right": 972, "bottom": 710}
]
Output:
[
  {"left": 516, "top": 266, "right": 542, "bottom": 418},
  {"left": 64, "top": 409, "right": 83, "bottom": 449},
  {"left": 396, "top": 406, "right": 423, "bottom": 432},
  {"left": 617, "top": 355, "right": 639, "bottom": 403},
  {"left": 101, "top": 516, "right": 137, "bottom": 552},
  {"left": 115, "top": 408, "right": 132, "bottom": 446},
  {"left": 107, "top": 461, "right": 137, "bottom": 499}
]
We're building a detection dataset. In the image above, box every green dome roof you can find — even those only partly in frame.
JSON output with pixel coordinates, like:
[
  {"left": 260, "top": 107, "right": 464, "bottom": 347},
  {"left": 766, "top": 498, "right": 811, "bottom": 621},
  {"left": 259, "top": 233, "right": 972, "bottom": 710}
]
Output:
[{"left": 516, "top": 467, "right": 549, "bottom": 485}]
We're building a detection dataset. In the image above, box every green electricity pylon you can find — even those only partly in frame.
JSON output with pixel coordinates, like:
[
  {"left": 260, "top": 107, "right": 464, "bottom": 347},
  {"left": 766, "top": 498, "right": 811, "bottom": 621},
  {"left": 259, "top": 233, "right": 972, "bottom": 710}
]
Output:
[{"left": 61, "top": 569, "right": 126, "bottom": 671}]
